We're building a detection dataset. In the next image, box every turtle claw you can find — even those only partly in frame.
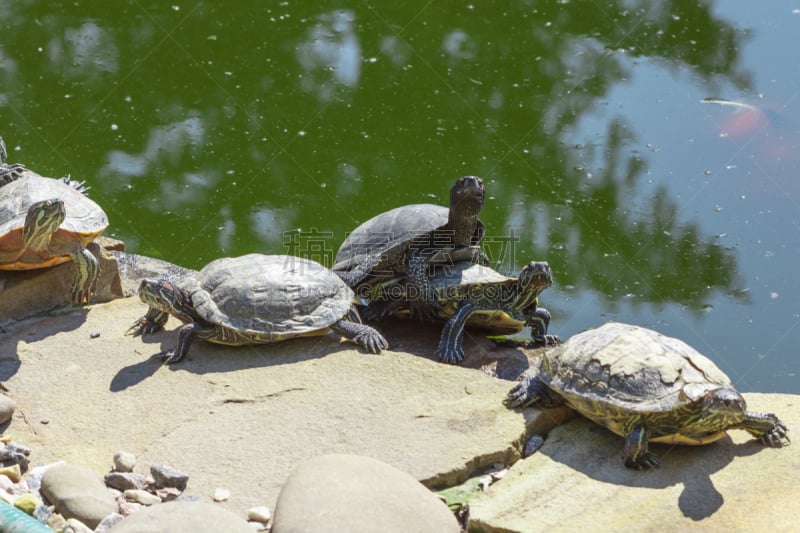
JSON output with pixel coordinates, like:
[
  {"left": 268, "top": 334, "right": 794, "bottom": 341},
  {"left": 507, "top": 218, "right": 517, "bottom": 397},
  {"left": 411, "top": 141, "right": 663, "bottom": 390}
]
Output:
[
  {"left": 354, "top": 329, "right": 389, "bottom": 354},
  {"left": 159, "top": 349, "right": 182, "bottom": 364},
  {"left": 758, "top": 415, "right": 790, "bottom": 448},
  {"left": 625, "top": 452, "right": 661, "bottom": 470},
  {"left": 435, "top": 342, "right": 464, "bottom": 365}
]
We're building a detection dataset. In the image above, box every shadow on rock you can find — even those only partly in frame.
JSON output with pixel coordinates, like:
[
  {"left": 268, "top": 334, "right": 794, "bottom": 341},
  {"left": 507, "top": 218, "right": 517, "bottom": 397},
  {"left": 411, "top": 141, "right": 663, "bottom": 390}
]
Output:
[
  {"left": 375, "top": 317, "right": 533, "bottom": 379},
  {"left": 538, "top": 416, "right": 774, "bottom": 520},
  {"left": 0, "top": 308, "right": 90, "bottom": 381},
  {"left": 113, "top": 327, "right": 376, "bottom": 388}
]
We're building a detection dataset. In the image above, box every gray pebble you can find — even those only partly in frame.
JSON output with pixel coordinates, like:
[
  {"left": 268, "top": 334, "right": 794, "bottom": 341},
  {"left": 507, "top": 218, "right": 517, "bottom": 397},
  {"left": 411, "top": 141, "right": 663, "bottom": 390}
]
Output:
[
  {"left": 523, "top": 434, "right": 545, "bottom": 457},
  {"left": 104, "top": 472, "right": 148, "bottom": 492},
  {"left": 150, "top": 464, "right": 189, "bottom": 491}
]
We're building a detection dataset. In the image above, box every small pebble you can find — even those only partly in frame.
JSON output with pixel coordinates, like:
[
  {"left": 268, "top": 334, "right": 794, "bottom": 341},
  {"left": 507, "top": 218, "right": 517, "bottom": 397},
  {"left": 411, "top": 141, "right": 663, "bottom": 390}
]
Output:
[
  {"left": 95, "top": 513, "right": 125, "bottom": 533},
  {"left": 0, "top": 395, "right": 16, "bottom": 425},
  {"left": 117, "top": 496, "right": 144, "bottom": 516},
  {"left": 247, "top": 506, "right": 271, "bottom": 524},
  {"left": 151, "top": 463, "right": 189, "bottom": 491},
  {"left": 0, "top": 464, "right": 21, "bottom": 482},
  {"left": 105, "top": 471, "right": 148, "bottom": 491},
  {"left": 47, "top": 513, "right": 67, "bottom": 531},
  {"left": 65, "top": 517, "right": 94, "bottom": 533},
  {"left": 523, "top": 434, "right": 545, "bottom": 457},
  {"left": 155, "top": 486, "right": 182, "bottom": 501},
  {"left": 124, "top": 489, "right": 162, "bottom": 506},
  {"left": 33, "top": 505, "right": 53, "bottom": 523},
  {"left": 13, "top": 492, "right": 41, "bottom": 514},
  {"left": 213, "top": 487, "right": 230, "bottom": 502},
  {"left": 113, "top": 451, "right": 137, "bottom": 472}
]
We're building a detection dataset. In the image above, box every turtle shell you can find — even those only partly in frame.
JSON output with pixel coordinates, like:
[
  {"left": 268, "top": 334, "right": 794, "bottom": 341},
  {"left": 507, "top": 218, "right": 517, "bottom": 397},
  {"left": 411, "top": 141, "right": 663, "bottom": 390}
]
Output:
[
  {"left": 0, "top": 173, "right": 108, "bottom": 269},
  {"left": 540, "top": 322, "right": 735, "bottom": 444},
  {"left": 380, "top": 262, "right": 527, "bottom": 335},
  {"left": 183, "top": 254, "right": 353, "bottom": 339},
  {"left": 332, "top": 204, "right": 483, "bottom": 273}
]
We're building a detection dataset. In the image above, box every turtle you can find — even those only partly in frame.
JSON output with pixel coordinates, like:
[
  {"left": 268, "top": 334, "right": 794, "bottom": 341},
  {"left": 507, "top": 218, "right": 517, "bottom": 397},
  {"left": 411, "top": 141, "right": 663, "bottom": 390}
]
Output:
[
  {"left": 0, "top": 145, "right": 108, "bottom": 305},
  {"left": 368, "top": 260, "right": 560, "bottom": 363},
  {"left": 506, "top": 322, "right": 789, "bottom": 469},
  {"left": 333, "top": 176, "right": 489, "bottom": 319},
  {"left": 128, "top": 253, "right": 389, "bottom": 363}
]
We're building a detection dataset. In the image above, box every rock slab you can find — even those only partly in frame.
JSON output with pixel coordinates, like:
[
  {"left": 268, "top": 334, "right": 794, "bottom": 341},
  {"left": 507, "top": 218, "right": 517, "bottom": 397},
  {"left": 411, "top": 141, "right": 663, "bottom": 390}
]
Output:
[
  {"left": 272, "top": 453, "right": 460, "bottom": 533},
  {"left": 109, "top": 501, "right": 252, "bottom": 532},
  {"left": 40, "top": 463, "right": 118, "bottom": 529},
  {"left": 468, "top": 393, "right": 799, "bottom": 532}
]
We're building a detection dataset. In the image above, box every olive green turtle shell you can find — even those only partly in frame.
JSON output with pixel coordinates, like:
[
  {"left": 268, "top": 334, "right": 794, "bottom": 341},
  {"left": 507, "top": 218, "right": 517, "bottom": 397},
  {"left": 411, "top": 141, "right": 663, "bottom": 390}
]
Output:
[
  {"left": 0, "top": 173, "right": 108, "bottom": 269},
  {"left": 539, "top": 322, "right": 735, "bottom": 444},
  {"left": 180, "top": 254, "right": 354, "bottom": 339},
  {"left": 332, "top": 204, "right": 484, "bottom": 273},
  {"left": 379, "top": 262, "right": 530, "bottom": 335}
]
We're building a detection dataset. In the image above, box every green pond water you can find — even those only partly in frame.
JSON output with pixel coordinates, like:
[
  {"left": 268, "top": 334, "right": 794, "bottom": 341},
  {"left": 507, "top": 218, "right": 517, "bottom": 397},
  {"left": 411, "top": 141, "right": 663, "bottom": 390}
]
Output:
[{"left": 2, "top": 1, "right": 798, "bottom": 393}]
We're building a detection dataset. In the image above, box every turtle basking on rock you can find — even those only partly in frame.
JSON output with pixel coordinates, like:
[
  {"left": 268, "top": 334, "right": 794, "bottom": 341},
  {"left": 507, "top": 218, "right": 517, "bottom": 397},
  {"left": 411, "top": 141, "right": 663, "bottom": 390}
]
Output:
[
  {"left": 0, "top": 137, "right": 108, "bottom": 305},
  {"left": 333, "top": 176, "right": 489, "bottom": 319},
  {"left": 506, "top": 322, "right": 789, "bottom": 469},
  {"left": 368, "top": 261, "right": 560, "bottom": 363},
  {"left": 129, "top": 254, "right": 389, "bottom": 363}
]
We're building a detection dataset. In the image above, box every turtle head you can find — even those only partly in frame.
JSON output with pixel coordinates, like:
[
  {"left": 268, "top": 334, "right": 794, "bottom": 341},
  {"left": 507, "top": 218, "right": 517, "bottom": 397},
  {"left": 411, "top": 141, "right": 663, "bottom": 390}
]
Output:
[
  {"left": 449, "top": 176, "right": 485, "bottom": 219},
  {"left": 138, "top": 279, "right": 183, "bottom": 314},
  {"left": 699, "top": 387, "right": 747, "bottom": 426},
  {"left": 514, "top": 261, "right": 553, "bottom": 309},
  {"left": 22, "top": 198, "right": 67, "bottom": 252}
]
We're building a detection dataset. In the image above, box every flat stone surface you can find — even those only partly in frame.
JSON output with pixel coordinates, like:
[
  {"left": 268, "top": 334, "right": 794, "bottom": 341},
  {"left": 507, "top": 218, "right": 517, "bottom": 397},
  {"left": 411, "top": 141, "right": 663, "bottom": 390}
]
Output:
[
  {"left": 109, "top": 501, "right": 252, "bottom": 533},
  {"left": 41, "top": 463, "right": 118, "bottom": 529},
  {"left": 0, "top": 292, "right": 537, "bottom": 515},
  {"left": 467, "top": 393, "right": 799, "bottom": 532},
  {"left": 272, "top": 453, "right": 460, "bottom": 533}
]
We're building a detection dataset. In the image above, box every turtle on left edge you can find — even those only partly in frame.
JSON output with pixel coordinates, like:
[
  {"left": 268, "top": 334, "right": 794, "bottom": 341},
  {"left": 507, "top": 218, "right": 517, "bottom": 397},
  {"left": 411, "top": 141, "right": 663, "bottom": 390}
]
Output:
[{"left": 0, "top": 136, "right": 108, "bottom": 305}]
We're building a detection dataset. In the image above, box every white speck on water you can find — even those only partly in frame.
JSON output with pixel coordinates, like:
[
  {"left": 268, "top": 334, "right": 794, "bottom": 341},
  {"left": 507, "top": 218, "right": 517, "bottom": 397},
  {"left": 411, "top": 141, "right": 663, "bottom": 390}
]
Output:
[
  {"left": 111, "top": 124, "right": 118, "bottom": 131},
  {"left": 298, "top": 130, "right": 306, "bottom": 137},
  {"left": 208, "top": 35, "right": 217, "bottom": 40},
  {"left": 770, "top": 292, "right": 779, "bottom": 299},
  {"left": 171, "top": 5, "right": 180, "bottom": 11},
  {"left": 124, "top": 95, "right": 132, "bottom": 102},
  {"left": 37, "top": 47, "right": 43, "bottom": 52},
  {"left": 320, "top": 182, "right": 327, "bottom": 188},
  {"left": 64, "top": 94, "right": 72, "bottom": 99},
  {"left": 224, "top": 71, "right": 232, "bottom": 76}
]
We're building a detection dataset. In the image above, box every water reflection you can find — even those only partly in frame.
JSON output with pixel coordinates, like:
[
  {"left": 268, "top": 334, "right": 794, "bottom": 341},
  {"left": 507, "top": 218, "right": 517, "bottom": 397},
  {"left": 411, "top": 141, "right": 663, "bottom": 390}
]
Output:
[
  {"left": 2, "top": 1, "right": 795, "bottom": 391},
  {"left": 297, "top": 10, "right": 361, "bottom": 100}
]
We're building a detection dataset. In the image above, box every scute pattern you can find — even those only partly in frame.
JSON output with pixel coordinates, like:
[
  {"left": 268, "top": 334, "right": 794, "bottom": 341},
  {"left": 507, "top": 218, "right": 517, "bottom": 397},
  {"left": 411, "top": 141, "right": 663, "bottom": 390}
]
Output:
[{"left": 186, "top": 254, "right": 353, "bottom": 335}]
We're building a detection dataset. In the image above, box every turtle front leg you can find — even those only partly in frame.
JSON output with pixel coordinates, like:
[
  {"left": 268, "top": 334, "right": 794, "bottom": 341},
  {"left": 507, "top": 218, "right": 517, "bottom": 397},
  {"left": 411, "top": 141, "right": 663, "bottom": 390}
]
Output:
[
  {"left": 525, "top": 307, "right": 561, "bottom": 346},
  {"left": 161, "top": 322, "right": 217, "bottom": 364},
  {"left": 69, "top": 245, "right": 100, "bottom": 305},
  {"left": 623, "top": 424, "right": 660, "bottom": 469},
  {"left": 127, "top": 307, "right": 170, "bottom": 336},
  {"left": 505, "top": 375, "right": 565, "bottom": 408},
  {"left": 735, "top": 411, "right": 790, "bottom": 447},
  {"left": 435, "top": 303, "right": 477, "bottom": 364},
  {"left": 330, "top": 319, "right": 389, "bottom": 354}
]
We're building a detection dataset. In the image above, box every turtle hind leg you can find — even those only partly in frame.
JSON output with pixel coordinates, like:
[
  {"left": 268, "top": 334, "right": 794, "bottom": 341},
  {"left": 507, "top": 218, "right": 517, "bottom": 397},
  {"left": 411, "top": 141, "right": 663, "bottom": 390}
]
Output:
[
  {"left": 331, "top": 319, "right": 388, "bottom": 354},
  {"left": 69, "top": 245, "right": 100, "bottom": 305},
  {"left": 623, "top": 425, "right": 660, "bottom": 469},
  {"left": 736, "top": 412, "right": 790, "bottom": 448},
  {"left": 435, "top": 303, "right": 477, "bottom": 364},
  {"left": 505, "top": 376, "right": 564, "bottom": 408}
]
